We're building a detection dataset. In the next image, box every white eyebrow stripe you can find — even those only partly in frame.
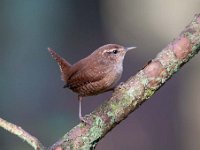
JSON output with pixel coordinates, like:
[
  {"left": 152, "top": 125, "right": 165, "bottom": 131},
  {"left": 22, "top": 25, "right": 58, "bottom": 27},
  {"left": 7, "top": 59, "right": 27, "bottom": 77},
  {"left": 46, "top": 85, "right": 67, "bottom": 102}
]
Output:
[{"left": 103, "top": 49, "right": 116, "bottom": 53}]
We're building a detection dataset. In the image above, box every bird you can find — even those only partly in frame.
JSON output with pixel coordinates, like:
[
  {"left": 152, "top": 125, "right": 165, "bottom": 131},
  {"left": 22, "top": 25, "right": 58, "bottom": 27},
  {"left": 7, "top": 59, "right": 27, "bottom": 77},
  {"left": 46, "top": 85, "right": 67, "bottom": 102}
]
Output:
[{"left": 48, "top": 44, "right": 136, "bottom": 122}]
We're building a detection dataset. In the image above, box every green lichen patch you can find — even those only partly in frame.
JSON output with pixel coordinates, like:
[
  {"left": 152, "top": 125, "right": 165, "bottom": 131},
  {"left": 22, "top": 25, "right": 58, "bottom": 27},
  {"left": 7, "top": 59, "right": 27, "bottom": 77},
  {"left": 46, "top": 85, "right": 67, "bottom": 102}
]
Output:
[
  {"left": 107, "top": 111, "right": 115, "bottom": 124},
  {"left": 143, "top": 88, "right": 155, "bottom": 100}
]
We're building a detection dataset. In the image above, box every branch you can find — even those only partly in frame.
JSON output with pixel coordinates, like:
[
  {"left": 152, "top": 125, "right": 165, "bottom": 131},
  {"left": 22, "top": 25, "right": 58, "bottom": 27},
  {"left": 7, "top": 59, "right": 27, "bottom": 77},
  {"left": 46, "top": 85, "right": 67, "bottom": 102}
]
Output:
[
  {"left": 49, "top": 14, "right": 200, "bottom": 150},
  {"left": 0, "top": 117, "right": 45, "bottom": 150},
  {"left": 1, "top": 14, "right": 200, "bottom": 150}
]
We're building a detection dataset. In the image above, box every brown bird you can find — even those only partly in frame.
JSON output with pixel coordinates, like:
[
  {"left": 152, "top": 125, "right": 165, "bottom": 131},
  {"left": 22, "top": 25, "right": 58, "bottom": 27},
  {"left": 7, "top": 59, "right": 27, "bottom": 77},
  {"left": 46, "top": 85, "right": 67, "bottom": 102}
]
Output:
[{"left": 48, "top": 44, "right": 136, "bottom": 122}]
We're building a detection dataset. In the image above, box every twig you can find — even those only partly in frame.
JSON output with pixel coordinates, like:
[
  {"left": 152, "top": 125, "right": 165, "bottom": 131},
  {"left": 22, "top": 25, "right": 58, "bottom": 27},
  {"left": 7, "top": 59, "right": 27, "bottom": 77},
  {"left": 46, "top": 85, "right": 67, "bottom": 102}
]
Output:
[
  {"left": 1, "top": 14, "right": 200, "bottom": 150},
  {"left": 0, "top": 117, "right": 45, "bottom": 150},
  {"left": 48, "top": 14, "right": 200, "bottom": 150}
]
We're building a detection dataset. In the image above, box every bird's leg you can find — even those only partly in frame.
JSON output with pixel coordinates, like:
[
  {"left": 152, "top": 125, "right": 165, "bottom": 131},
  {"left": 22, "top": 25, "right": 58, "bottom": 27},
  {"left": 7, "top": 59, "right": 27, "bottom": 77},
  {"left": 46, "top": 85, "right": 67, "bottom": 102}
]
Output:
[{"left": 78, "top": 96, "right": 87, "bottom": 123}]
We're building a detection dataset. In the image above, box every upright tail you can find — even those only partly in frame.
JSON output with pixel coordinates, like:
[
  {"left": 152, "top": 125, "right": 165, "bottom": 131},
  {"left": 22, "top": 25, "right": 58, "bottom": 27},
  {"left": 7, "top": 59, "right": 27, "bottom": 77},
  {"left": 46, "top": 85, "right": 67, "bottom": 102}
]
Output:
[{"left": 48, "top": 47, "right": 71, "bottom": 82}]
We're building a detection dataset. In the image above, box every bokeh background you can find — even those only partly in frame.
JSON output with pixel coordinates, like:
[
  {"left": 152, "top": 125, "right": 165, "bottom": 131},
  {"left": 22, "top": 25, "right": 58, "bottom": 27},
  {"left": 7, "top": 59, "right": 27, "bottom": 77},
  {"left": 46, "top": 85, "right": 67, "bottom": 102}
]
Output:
[{"left": 0, "top": 0, "right": 200, "bottom": 150}]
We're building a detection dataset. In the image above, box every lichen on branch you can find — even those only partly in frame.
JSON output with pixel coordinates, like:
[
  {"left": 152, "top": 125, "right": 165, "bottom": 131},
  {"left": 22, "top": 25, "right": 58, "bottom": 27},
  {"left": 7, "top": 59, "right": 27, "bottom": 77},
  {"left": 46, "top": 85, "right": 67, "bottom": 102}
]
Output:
[
  {"left": 49, "top": 14, "right": 200, "bottom": 150},
  {"left": 1, "top": 14, "right": 200, "bottom": 150}
]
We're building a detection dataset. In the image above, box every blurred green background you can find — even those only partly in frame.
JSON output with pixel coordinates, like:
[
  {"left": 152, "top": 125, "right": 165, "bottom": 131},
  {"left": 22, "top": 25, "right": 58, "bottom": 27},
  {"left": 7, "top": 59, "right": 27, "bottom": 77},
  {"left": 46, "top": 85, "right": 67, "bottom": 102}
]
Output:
[{"left": 0, "top": 0, "right": 200, "bottom": 150}]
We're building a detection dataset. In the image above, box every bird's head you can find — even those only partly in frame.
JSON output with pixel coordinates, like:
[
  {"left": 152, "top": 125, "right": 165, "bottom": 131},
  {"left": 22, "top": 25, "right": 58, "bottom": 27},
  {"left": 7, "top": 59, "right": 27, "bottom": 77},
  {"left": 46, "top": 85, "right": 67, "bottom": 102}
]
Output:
[{"left": 93, "top": 44, "right": 136, "bottom": 64}]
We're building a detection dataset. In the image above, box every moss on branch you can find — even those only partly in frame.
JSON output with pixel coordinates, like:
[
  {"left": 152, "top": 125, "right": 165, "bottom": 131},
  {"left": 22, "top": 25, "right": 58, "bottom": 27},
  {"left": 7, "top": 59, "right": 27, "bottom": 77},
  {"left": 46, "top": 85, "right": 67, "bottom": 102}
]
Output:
[
  {"left": 49, "top": 14, "right": 200, "bottom": 150},
  {"left": 1, "top": 14, "right": 200, "bottom": 150}
]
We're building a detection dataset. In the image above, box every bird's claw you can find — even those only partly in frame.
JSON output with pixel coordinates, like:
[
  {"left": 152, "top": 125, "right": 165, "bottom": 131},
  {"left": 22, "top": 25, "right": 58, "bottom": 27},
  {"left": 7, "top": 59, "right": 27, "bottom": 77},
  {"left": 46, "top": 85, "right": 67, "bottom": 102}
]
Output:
[{"left": 80, "top": 116, "right": 92, "bottom": 125}]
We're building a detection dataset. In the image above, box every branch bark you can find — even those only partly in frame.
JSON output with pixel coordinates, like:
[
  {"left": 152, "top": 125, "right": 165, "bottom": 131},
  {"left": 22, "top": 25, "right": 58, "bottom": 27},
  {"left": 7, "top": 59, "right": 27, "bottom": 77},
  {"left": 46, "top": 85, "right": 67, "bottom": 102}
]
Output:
[
  {"left": 1, "top": 14, "right": 200, "bottom": 150},
  {"left": 49, "top": 14, "right": 200, "bottom": 150},
  {"left": 0, "top": 117, "right": 45, "bottom": 150}
]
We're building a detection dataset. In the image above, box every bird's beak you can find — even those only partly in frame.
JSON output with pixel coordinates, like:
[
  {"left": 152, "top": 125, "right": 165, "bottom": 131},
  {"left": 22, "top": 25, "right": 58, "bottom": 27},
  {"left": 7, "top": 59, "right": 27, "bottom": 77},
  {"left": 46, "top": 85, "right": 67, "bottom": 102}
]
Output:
[{"left": 126, "top": 46, "right": 137, "bottom": 51}]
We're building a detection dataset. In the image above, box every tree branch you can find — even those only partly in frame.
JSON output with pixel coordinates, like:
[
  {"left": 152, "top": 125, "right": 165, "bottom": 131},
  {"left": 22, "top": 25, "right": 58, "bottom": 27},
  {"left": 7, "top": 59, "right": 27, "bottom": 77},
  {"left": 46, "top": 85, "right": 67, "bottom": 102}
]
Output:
[
  {"left": 0, "top": 117, "right": 45, "bottom": 150},
  {"left": 1, "top": 14, "right": 200, "bottom": 150},
  {"left": 49, "top": 14, "right": 200, "bottom": 150}
]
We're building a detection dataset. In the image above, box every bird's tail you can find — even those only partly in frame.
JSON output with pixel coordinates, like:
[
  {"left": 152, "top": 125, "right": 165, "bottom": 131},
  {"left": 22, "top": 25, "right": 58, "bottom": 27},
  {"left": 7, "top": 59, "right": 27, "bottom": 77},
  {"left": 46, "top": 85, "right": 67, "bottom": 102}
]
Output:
[{"left": 48, "top": 47, "right": 71, "bottom": 82}]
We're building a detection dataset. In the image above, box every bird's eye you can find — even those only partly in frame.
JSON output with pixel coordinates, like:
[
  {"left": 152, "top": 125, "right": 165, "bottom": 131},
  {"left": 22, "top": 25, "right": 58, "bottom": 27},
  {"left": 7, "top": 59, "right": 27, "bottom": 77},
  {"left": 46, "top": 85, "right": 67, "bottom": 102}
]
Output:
[{"left": 112, "top": 49, "right": 118, "bottom": 54}]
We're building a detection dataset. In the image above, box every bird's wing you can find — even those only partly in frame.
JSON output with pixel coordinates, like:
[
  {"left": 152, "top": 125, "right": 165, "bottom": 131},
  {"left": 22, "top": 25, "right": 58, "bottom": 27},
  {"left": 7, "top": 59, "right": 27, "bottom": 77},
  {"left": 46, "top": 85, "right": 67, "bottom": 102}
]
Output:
[
  {"left": 48, "top": 47, "right": 72, "bottom": 81},
  {"left": 66, "top": 59, "right": 108, "bottom": 89}
]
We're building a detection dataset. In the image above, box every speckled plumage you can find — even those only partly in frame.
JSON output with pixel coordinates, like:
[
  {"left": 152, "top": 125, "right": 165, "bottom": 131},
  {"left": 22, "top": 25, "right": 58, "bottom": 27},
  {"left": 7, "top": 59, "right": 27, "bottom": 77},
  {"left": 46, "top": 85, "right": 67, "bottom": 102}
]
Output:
[{"left": 48, "top": 44, "right": 136, "bottom": 122}]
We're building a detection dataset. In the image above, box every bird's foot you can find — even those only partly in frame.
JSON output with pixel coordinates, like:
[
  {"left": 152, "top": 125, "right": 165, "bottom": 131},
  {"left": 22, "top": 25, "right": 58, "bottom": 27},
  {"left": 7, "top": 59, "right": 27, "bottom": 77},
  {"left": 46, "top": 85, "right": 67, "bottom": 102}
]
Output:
[
  {"left": 79, "top": 116, "right": 92, "bottom": 125},
  {"left": 80, "top": 116, "right": 87, "bottom": 123},
  {"left": 119, "top": 82, "right": 124, "bottom": 86}
]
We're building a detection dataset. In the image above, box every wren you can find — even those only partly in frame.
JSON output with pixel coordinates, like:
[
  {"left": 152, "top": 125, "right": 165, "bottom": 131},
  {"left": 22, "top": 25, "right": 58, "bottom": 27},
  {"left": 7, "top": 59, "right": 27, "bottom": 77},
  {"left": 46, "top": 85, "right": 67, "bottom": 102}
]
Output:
[{"left": 48, "top": 44, "right": 136, "bottom": 122}]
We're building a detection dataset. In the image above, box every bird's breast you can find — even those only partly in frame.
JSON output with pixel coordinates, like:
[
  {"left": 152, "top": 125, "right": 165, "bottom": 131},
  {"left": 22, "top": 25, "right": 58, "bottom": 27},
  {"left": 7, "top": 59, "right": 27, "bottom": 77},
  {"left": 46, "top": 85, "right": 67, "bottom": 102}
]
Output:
[{"left": 107, "top": 63, "right": 123, "bottom": 88}]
